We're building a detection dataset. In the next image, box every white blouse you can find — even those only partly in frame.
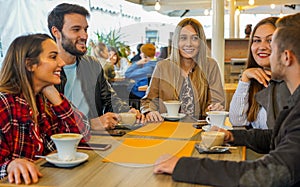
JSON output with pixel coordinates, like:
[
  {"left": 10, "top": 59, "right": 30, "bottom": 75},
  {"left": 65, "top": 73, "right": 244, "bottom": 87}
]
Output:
[{"left": 229, "top": 81, "right": 268, "bottom": 129}]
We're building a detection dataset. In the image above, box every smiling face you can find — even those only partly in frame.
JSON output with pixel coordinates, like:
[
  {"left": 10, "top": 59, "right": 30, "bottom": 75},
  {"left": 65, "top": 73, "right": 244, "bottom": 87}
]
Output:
[
  {"left": 60, "top": 13, "right": 89, "bottom": 57},
  {"left": 31, "top": 39, "right": 65, "bottom": 93},
  {"left": 108, "top": 51, "right": 118, "bottom": 65},
  {"left": 178, "top": 25, "right": 200, "bottom": 60},
  {"left": 251, "top": 23, "right": 276, "bottom": 68}
]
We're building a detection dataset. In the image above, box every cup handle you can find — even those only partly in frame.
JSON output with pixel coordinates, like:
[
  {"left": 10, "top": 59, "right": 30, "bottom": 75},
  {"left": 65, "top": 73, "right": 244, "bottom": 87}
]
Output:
[{"left": 205, "top": 116, "right": 210, "bottom": 124}]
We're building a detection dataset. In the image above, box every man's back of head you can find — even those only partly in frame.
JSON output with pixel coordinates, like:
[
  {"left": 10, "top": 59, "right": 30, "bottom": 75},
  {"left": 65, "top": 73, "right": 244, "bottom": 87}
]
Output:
[
  {"left": 274, "top": 13, "right": 300, "bottom": 64},
  {"left": 276, "top": 12, "right": 300, "bottom": 28}
]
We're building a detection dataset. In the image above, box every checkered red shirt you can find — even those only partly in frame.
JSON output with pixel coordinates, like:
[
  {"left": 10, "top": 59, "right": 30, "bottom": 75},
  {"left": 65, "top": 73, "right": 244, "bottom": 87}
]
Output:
[{"left": 0, "top": 92, "right": 90, "bottom": 179}]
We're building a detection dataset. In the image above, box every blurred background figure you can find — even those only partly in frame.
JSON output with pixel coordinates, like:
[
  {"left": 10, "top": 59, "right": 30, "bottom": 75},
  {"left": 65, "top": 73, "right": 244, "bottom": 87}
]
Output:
[
  {"left": 93, "top": 42, "right": 115, "bottom": 82},
  {"left": 125, "top": 43, "right": 157, "bottom": 108},
  {"left": 108, "top": 46, "right": 129, "bottom": 78},
  {"left": 157, "top": 46, "right": 169, "bottom": 61},
  {"left": 130, "top": 43, "right": 143, "bottom": 64},
  {"left": 245, "top": 24, "right": 252, "bottom": 38},
  {"left": 121, "top": 45, "right": 132, "bottom": 64}
]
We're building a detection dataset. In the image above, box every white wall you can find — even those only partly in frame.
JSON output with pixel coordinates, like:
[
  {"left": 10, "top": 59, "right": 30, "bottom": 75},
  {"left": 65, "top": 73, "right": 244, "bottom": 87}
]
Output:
[{"left": 0, "top": 0, "right": 50, "bottom": 63}]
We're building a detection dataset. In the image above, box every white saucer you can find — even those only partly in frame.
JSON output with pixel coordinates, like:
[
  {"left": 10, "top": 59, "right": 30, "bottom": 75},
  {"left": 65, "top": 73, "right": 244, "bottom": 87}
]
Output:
[
  {"left": 202, "top": 125, "right": 233, "bottom": 131},
  {"left": 161, "top": 113, "right": 186, "bottom": 121},
  {"left": 202, "top": 125, "right": 211, "bottom": 131},
  {"left": 195, "top": 143, "right": 230, "bottom": 153},
  {"left": 46, "top": 152, "right": 89, "bottom": 167}
]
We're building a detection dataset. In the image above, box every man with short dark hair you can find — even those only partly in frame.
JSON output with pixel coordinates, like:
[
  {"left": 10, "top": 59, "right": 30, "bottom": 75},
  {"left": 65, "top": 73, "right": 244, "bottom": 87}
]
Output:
[{"left": 48, "top": 3, "right": 143, "bottom": 130}]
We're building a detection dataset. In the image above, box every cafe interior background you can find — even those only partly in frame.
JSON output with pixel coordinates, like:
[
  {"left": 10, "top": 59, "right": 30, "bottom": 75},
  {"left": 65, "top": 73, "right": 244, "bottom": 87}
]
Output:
[{"left": 0, "top": 0, "right": 299, "bottom": 84}]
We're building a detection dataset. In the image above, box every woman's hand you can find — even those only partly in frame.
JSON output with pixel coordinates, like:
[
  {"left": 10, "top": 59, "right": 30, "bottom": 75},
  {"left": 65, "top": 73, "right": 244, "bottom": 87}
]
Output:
[
  {"left": 241, "top": 68, "right": 271, "bottom": 87},
  {"left": 153, "top": 154, "right": 179, "bottom": 174},
  {"left": 41, "top": 85, "right": 63, "bottom": 105},
  {"left": 7, "top": 158, "right": 43, "bottom": 185},
  {"left": 145, "top": 111, "right": 164, "bottom": 122}
]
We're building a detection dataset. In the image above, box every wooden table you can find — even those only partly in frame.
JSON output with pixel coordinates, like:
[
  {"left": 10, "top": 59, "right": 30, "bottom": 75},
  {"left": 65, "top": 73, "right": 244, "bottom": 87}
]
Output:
[{"left": 0, "top": 122, "right": 245, "bottom": 187}]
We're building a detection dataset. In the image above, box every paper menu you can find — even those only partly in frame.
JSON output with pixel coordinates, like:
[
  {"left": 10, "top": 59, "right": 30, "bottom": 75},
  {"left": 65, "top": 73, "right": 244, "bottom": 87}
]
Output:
[
  {"left": 127, "top": 121, "right": 201, "bottom": 139},
  {"left": 103, "top": 138, "right": 196, "bottom": 164}
]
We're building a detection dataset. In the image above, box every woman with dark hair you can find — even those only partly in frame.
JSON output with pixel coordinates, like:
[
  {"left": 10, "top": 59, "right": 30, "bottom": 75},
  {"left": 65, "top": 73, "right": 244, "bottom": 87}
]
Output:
[
  {"left": 108, "top": 46, "right": 129, "bottom": 78},
  {"left": 229, "top": 17, "right": 287, "bottom": 129},
  {"left": 141, "top": 18, "right": 225, "bottom": 121},
  {"left": 0, "top": 34, "right": 90, "bottom": 184}
]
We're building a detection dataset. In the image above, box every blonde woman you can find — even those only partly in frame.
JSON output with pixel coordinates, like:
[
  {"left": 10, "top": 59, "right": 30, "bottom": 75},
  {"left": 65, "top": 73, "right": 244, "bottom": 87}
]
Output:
[
  {"left": 141, "top": 18, "right": 225, "bottom": 122},
  {"left": 93, "top": 42, "right": 116, "bottom": 82}
]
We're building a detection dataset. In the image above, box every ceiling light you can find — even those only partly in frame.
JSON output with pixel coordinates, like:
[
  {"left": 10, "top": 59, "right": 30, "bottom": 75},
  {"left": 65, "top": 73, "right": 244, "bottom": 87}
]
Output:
[
  {"left": 154, "top": 0, "right": 161, "bottom": 11},
  {"left": 270, "top": 4, "right": 275, "bottom": 9},
  {"left": 235, "top": 7, "right": 240, "bottom": 16},
  {"left": 248, "top": 0, "right": 255, "bottom": 6},
  {"left": 204, "top": 9, "right": 209, "bottom": 16}
]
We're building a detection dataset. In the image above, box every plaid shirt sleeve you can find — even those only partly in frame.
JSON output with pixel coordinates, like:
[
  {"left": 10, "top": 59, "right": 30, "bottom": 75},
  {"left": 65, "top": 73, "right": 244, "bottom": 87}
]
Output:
[
  {"left": 0, "top": 93, "right": 15, "bottom": 179},
  {"left": 49, "top": 94, "right": 91, "bottom": 142}
]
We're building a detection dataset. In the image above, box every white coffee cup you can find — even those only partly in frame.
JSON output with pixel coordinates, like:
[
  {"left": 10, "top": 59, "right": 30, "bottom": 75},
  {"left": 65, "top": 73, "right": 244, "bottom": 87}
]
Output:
[
  {"left": 163, "top": 100, "right": 181, "bottom": 117},
  {"left": 206, "top": 111, "right": 229, "bottom": 128},
  {"left": 201, "top": 131, "right": 225, "bottom": 148},
  {"left": 119, "top": 112, "right": 136, "bottom": 125},
  {"left": 51, "top": 133, "right": 83, "bottom": 161}
]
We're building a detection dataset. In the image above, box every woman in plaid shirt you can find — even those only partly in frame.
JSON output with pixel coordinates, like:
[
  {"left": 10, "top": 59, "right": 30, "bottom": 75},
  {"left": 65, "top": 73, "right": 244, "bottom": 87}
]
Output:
[{"left": 0, "top": 34, "right": 90, "bottom": 184}]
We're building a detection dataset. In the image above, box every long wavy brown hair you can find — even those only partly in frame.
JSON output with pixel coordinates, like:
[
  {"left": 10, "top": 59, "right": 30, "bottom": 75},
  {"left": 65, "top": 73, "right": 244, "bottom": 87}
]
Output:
[
  {"left": 0, "top": 34, "right": 52, "bottom": 122},
  {"left": 170, "top": 18, "right": 210, "bottom": 116},
  {"left": 246, "top": 17, "right": 279, "bottom": 122}
]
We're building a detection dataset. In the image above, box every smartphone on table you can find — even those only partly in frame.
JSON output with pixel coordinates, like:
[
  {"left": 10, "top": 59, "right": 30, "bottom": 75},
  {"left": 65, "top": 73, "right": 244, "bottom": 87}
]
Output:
[
  {"left": 192, "top": 119, "right": 208, "bottom": 129},
  {"left": 78, "top": 143, "right": 111, "bottom": 151}
]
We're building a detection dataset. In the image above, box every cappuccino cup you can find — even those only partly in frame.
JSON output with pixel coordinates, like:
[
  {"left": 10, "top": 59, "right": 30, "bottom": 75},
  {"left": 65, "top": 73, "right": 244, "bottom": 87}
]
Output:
[
  {"left": 51, "top": 133, "right": 83, "bottom": 161},
  {"left": 206, "top": 111, "right": 229, "bottom": 128},
  {"left": 163, "top": 100, "right": 181, "bottom": 117},
  {"left": 201, "top": 131, "right": 225, "bottom": 148}
]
